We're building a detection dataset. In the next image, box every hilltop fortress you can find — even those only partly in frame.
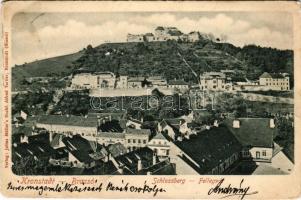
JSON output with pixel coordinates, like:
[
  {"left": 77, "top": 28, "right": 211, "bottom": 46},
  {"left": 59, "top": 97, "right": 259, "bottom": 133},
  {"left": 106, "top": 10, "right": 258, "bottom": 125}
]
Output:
[{"left": 127, "top": 26, "right": 211, "bottom": 43}]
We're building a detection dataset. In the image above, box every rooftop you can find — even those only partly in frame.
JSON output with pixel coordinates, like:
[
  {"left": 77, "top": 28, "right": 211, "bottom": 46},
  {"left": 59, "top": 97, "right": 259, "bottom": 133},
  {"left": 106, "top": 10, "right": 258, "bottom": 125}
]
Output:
[
  {"left": 62, "top": 135, "right": 101, "bottom": 163},
  {"left": 99, "top": 120, "right": 124, "bottom": 132},
  {"left": 37, "top": 115, "right": 98, "bottom": 127},
  {"left": 201, "top": 72, "right": 226, "bottom": 79},
  {"left": 168, "top": 80, "right": 189, "bottom": 85},
  {"left": 175, "top": 125, "right": 242, "bottom": 174},
  {"left": 260, "top": 72, "right": 286, "bottom": 79},
  {"left": 224, "top": 118, "right": 275, "bottom": 148},
  {"left": 126, "top": 128, "right": 151, "bottom": 136}
]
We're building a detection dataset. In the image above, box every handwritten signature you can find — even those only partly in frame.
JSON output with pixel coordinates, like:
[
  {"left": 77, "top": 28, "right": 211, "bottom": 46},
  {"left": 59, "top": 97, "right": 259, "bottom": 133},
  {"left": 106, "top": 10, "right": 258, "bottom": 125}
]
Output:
[{"left": 208, "top": 178, "right": 258, "bottom": 200}]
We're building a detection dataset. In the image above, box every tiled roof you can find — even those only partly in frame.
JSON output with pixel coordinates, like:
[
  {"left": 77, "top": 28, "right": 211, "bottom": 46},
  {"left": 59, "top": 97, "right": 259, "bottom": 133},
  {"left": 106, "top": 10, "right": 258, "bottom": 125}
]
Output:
[
  {"left": 37, "top": 115, "right": 98, "bottom": 127},
  {"left": 126, "top": 128, "right": 151, "bottom": 136},
  {"left": 224, "top": 118, "right": 275, "bottom": 148},
  {"left": 152, "top": 132, "right": 167, "bottom": 140},
  {"left": 99, "top": 120, "right": 124, "bottom": 132},
  {"left": 108, "top": 143, "right": 127, "bottom": 157},
  {"left": 175, "top": 126, "right": 242, "bottom": 174},
  {"left": 13, "top": 141, "right": 55, "bottom": 159},
  {"left": 115, "top": 147, "right": 155, "bottom": 174},
  {"left": 260, "top": 72, "right": 285, "bottom": 79},
  {"left": 62, "top": 135, "right": 99, "bottom": 163},
  {"left": 97, "top": 132, "right": 125, "bottom": 138}
]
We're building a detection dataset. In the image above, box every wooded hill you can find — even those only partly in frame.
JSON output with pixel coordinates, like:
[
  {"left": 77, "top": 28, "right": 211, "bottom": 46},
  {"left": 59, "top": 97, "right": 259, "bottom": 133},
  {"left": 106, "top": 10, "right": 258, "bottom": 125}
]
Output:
[{"left": 12, "top": 39, "right": 293, "bottom": 90}]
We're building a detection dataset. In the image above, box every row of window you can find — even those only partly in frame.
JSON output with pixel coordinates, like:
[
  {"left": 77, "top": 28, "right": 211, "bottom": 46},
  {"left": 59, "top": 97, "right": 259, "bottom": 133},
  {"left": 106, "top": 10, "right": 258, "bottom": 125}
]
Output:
[
  {"left": 266, "top": 82, "right": 289, "bottom": 86},
  {"left": 127, "top": 139, "right": 147, "bottom": 144}
]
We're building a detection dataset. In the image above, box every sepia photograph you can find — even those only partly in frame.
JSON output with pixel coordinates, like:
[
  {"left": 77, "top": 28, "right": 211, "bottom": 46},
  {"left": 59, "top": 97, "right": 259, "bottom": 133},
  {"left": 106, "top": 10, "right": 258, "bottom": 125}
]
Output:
[
  {"left": 10, "top": 11, "right": 294, "bottom": 176},
  {"left": 1, "top": 1, "right": 301, "bottom": 199}
]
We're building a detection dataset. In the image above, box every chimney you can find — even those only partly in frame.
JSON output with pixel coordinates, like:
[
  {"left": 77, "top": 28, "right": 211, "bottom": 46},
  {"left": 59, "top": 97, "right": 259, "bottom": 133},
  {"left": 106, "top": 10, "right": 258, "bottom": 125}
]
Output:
[
  {"left": 233, "top": 120, "right": 240, "bottom": 128},
  {"left": 49, "top": 132, "right": 53, "bottom": 142},
  {"left": 109, "top": 115, "right": 112, "bottom": 121},
  {"left": 270, "top": 119, "right": 275, "bottom": 128},
  {"left": 153, "top": 153, "right": 157, "bottom": 165},
  {"left": 177, "top": 136, "right": 183, "bottom": 142},
  {"left": 147, "top": 171, "right": 152, "bottom": 175},
  {"left": 137, "top": 159, "right": 142, "bottom": 171}
]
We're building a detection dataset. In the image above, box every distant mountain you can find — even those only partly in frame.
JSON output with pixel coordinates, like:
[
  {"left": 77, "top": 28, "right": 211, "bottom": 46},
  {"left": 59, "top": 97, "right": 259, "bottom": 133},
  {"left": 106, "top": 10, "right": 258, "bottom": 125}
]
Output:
[{"left": 12, "top": 39, "right": 293, "bottom": 91}]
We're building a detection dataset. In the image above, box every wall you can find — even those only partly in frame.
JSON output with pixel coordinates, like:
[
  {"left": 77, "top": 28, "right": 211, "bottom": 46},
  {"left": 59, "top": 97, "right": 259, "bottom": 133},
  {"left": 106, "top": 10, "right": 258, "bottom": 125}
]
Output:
[
  {"left": 259, "top": 77, "right": 290, "bottom": 91},
  {"left": 36, "top": 123, "right": 98, "bottom": 136},
  {"left": 249, "top": 147, "right": 273, "bottom": 162},
  {"left": 147, "top": 138, "right": 170, "bottom": 157}
]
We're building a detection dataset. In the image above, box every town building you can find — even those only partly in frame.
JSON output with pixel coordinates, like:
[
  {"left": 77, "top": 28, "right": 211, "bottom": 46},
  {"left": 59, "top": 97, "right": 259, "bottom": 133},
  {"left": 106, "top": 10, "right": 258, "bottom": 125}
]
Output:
[
  {"left": 168, "top": 80, "right": 189, "bottom": 90},
  {"left": 147, "top": 76, "right": 168, "bottom": 88},
  {"left": 62, "top": 134, "right": 108, "bottom": 168},
  {"left": 127, "top": 77, "right": 144, "bottom": 88},
  {"left": 158, "top": 118, "right": 193, "bottom": 140},
  {"left": 170, "top": 126, "right": 242, "bottom": 175},
  {"left": 71, "top": 72, "right": 116, "bottom": 89},
  {"left": 224, "top": 118, "right": 276, "bottom": 162},
  {"left": 36, "top": 115, "right": 99, "bottom": 140},
  {"left": 148, "top": 132, "right": 171, "bottom": 158},
  {"left": 259, "top": 72, "right": 290, "bottom": 91},
  {"left": 199, "top": 72, "right": 232, "bottom": 91},
  {"left": 114, "top": 147, "right": 175, "bottom": 175},
  {"left": 116, "top": 75, "right": 128, "bottom": 89},
  {"left": 125, "top": 128, "right": 151, "bottom": 152}
]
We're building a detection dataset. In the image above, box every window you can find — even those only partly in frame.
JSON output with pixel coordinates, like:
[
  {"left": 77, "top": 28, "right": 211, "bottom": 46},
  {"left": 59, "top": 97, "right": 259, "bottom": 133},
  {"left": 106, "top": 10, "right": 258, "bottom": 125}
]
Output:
[
  {"left": 166, "top": 149, "right": 170, "bottom": 156},
  {"left": 262, "top": 150, "right": 267, "bottom": 156},
  {"left": 256, "top": 151, "right": 260, "bottom": 159},
  {"left": 133, "top": 139, "right": 136, "bottom": 143},
  {"left": 143, "top": 140, "right": 146, "bottom": 144},
  {"left": 128, "top": 139, "right": 131, "bottom": 143},
  {"left": 138, "top": 139, "right": 141, "bottom": 144}
]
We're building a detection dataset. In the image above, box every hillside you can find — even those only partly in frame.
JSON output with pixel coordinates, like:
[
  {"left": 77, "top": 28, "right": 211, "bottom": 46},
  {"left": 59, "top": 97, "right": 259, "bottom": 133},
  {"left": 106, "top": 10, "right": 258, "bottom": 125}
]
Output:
[
  {"left": 12, "top": 52, "right": 84, "bottom": 90},
  {"left": 12, "top": 39, "right": 293, "bottom": 91}
]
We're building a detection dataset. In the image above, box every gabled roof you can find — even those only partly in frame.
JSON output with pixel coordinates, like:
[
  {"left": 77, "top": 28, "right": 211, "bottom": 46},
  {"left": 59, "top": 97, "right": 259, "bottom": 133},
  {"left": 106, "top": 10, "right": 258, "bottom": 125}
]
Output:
[
  {"left": 174, "top": 126, "right": 242, "bottom": 174},
  {"left": 152, "top": 132, "right": 167, "bottom": 140},
  {"left": 62, "top": 135, "right": 100, "bottom": 163},
  {"left": 260, "top": 72, "right": 286, "bottom": 79},
  {"left": 13, "top": 141, "right": 55, "bottom": 159},
  {"left": 224, "top": 118, "right": 275, "bottom": 148}
]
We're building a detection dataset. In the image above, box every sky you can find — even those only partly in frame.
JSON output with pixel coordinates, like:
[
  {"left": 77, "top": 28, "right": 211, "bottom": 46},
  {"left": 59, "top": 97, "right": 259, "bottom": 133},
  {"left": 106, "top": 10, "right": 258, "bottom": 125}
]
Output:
[{"left": 12, "top": 12, "right": 293, "bottom": 66}]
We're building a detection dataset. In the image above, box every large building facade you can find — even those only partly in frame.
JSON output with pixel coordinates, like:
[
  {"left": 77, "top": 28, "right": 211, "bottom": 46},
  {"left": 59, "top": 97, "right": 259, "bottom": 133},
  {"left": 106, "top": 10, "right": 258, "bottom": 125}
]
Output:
[
  {"left": 71, "top": 72, "right": 116, "bottom": 89},
  {"left": 259, "top": 72, "right": 290, "bottom": 91},
  {"left": 199, "top": 72, "right": 232, "bottom": 91}
]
